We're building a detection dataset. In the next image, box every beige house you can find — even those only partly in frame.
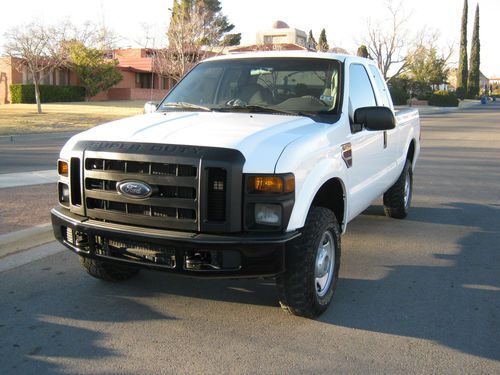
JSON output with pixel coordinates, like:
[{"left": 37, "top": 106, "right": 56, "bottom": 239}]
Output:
[
  {"left": 448, "top": 67, "right": 490, "bottom": 92},
  {"left": 256, "top": 21, "right": 307, "bottom": 48}
]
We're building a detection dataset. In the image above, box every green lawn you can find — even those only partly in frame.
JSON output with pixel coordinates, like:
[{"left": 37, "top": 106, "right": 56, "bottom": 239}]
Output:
[{"left": 0, "top": 101, "right": 146, "bottom": 135}]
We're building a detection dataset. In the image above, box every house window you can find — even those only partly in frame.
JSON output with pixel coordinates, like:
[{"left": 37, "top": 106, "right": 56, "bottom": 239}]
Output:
[
  {"left": 57, "top": 69, "right": 68, "bottom": 86},
  {"left": 39, "top": 70, "right": 52, "bottom": 85},
  {"left": 136, "top": 73, "right": 153, "bottom": 89},
  {"left": 23, "top": 67, "right": 36, "bottom": 84}
]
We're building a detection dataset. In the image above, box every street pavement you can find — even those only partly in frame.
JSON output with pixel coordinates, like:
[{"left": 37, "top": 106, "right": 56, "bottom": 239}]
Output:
[
  {"left": 0, "top": 132, "right": 75, "bottom": 174},
  {"left": 0, "top": 103, "right": 499, "bottom": 374}
]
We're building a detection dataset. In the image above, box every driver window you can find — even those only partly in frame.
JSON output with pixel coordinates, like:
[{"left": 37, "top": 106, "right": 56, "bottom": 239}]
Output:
[
  {"left": 349, "top": 64, "right": 377, "bottom": 112},
  {"left": 349, "top": 64, "right": 377, "bottom": 132}
]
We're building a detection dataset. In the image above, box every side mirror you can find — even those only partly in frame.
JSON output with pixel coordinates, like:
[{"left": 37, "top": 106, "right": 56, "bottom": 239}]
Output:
[
  {"left": 143, "top": 101, "right": 158, "bottom": 114},
  {"left": 354, "top": 106, "right": 395, "bottom": 131}
]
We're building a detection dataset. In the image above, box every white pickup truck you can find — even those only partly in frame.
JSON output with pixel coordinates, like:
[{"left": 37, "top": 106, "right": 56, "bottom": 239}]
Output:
[{"left": 51, "top": 51, "right": 420, "bottom": 318}]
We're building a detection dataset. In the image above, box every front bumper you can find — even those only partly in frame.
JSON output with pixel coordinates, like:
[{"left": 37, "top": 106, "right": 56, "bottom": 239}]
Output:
[{"left": 51, "top": 207, "right": 300, "bottom": 278}]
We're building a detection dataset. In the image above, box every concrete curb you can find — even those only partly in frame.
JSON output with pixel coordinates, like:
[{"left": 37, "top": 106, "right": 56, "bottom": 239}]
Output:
[{"left": 0, "top": 223, "right": 54, "bottom": 259}]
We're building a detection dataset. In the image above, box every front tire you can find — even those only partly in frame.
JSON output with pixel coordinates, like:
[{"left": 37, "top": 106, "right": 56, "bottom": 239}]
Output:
[
  {"left": 383, "top": 159, "right": 413, "bottom": 219},
  {"left": 276, "top": 207, "right": 341, "bottom": 318},
  {"left": 79, "top": 257, "right": 140, "bottom": 281}
]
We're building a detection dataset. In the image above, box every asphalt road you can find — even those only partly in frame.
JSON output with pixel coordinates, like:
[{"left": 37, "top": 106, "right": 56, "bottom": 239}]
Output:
[
  {"left": 1, "top": 104, "right": 499, "bottom": 373},
  {"left": 0, "top": 132, "right": 75, "bottom": 174}
]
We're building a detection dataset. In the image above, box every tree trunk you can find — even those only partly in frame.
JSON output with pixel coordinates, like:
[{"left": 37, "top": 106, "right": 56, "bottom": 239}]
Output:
[{"left": 34, "top": 80, "right": 42, "bottom": 114}]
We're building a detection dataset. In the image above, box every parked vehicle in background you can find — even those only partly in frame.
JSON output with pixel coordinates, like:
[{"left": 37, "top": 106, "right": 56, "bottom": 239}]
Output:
[{"left": 52, "top": 52, "right": 420, "bottom": 318}]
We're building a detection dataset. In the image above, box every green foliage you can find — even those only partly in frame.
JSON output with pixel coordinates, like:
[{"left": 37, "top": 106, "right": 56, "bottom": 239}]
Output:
[
  {"left": 69, "top": 42, "right": 122, "bottom": 99},
  {"left": 9, "top": 84, "right": 85, "bottom": 103},
  {"left": 455, "top": 87, "right": 467, "bottom": 100},
  {"left": 318, "top": 29, "right": 329, "bottom": 52},
  {"left": 457, "top": 0, "right": 468, "bottom": 94},
  {"left": 169, "top": 0, "right": 236, "bottom": 46},
  {"left": 407, "top": 46, "right": 449, "bottom": 87},
  {"left": 428, "top": 90, "right": 459, "bottom": 107},
  {"left": 467, "top": 4, "right": 480, "bottom": 98},
  {"left": 388, "top": 78, "right": 410, "bottom": 105},
  {"left": 221, "top": 33, "right": 241, "bottom": 46},
  {"left": 357, "top": 45, "right": 369, "bottom": 58},
  {"left": 388, "top": 76, "right": 433, "bottom": 104}
]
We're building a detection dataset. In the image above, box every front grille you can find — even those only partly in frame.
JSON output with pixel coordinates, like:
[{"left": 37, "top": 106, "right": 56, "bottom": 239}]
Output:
[{"left": 83, "top": 156, "right": 199, "bottom": 231}]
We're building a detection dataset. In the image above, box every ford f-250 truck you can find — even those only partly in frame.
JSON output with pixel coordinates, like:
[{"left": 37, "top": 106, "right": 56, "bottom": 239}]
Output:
[{"left": 51, "top": 52, "right": 420, "bottom": 318}]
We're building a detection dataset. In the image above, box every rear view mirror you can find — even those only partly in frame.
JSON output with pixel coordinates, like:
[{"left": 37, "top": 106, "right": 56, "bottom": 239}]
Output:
[
  {"left": 354, "top": 106, "right": 395, "bottom": 131},
  {"left": 143, "top": 101, "right": 158, "bottom": 114}
]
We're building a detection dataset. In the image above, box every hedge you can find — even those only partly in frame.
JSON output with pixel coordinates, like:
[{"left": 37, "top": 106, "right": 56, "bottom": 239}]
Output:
[
  {"left": 428, "top": 90, "right": 459, "bottom": 107},
  {"left": 9, "top": 84, "right": 85, "bottom": 103}
]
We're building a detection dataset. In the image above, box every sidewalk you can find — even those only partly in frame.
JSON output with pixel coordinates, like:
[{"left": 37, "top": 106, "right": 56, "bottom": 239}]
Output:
[
  {"left": 395, "top": 99, "right": 481, "bottom": 115},
  {"left": 0, "top": 169, "right": 58, "bottom": 188}
]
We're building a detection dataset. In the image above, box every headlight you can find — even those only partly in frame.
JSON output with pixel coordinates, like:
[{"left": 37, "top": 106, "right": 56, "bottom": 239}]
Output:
[
  {"left": 58, "top": 182, "right": 70, "bottom": 206},
  {"left": 255, "top": 203, "right": 282, "bottom": 226}
]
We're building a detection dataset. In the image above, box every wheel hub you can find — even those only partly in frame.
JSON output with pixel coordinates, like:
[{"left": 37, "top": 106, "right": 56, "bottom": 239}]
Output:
[
  {"left": 404, "top": 170, "right": 411, "bottom": 207},
  {"left": 314, "top": 231, "right": 335, "bottom": 298}
]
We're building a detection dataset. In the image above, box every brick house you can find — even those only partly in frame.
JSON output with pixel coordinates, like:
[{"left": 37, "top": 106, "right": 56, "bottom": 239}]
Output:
[
  {"left": 0, "top": 57, "right": 78, "bottom": 104},
  {"left": 91, "top": 48, "right": 174, "bottom": 101},
  {"left": 0, "top": 48, "right": 175, "bottom": 104}
]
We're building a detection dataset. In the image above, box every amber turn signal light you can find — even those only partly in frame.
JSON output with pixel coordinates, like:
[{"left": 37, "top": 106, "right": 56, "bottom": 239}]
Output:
[
  {"left": 58, "top": 160, "right": 68, "bottom": 176},
  {"left": 248, "top": 174, "right": 294, "bottom": 193}
]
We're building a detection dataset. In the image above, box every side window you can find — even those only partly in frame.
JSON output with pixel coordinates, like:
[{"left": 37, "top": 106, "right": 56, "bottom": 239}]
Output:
[
  {"left": 369, "top": 65, "right": 391, "bottom": 107},
  {"left": 349, "top": 64, "right": 377, "bottom": 112}
]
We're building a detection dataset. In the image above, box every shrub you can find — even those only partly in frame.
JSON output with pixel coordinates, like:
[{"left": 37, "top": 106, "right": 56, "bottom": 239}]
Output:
[
  {"left": 388, "top": 78, "right": 410, "bottom": 105},
  {"left": 428, "top": 90, "right": 459, "bottom": 107},
  {"left": 9, "top": 84, "right": 85, "bottom": 103}
]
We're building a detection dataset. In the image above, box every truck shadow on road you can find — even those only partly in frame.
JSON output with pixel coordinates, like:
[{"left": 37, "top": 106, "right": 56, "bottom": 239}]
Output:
[
  {"left": 324, "top": 202, "right": 500, "bottom": 361},
  {"left": 1, "top": 203, "right": 498, "bottom": 372}
]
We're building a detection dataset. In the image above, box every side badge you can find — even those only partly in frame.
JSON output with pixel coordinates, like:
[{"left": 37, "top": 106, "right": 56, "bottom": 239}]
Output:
[{"left": 341, "top": 143, "right": 353, "bottom": 168}]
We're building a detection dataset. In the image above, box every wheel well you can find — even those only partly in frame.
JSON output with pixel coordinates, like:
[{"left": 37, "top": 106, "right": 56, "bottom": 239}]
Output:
[
  {"left": 311, "top": 178, "right": 345, "bottom": 227},
  {"left": 407, "top": 140, "right": 416, "bottom": 163}
]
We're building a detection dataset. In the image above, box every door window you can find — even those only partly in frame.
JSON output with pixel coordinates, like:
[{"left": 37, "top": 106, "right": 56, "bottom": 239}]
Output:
[{"left": 349, "top": 64, "right": 377, "bottom": 111}]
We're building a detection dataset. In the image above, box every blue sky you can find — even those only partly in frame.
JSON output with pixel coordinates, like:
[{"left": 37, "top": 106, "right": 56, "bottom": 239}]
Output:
[{"left": 1, "top": 0, "right": 498, "bottom": 77}]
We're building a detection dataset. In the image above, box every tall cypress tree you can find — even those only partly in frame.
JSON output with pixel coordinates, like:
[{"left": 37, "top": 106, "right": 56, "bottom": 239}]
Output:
[
  {"left": 467, "top": 4, "right": 480, "bottom": 98},
  {"left": 456, "top": 0, "right": 468, "bottom": 98},
  {"left": 307, "top": 30, "right": 317, "bottom": 51},
  {"left": 318, "top": 29, "right": 329, "bottom": 52}
]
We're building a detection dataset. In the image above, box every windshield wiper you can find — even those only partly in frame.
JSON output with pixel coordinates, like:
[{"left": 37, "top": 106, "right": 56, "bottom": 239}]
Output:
[
  {"left": 162, "top": 102, "right": 211, "bottom": 111},
  {"left": 213, "top": 105, "right": 304, "bottom": 116}
]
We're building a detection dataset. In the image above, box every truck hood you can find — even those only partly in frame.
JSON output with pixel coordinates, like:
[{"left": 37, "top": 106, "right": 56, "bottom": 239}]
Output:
[{"left": 62, "top": 111, "right": 321, "bottom": 173}]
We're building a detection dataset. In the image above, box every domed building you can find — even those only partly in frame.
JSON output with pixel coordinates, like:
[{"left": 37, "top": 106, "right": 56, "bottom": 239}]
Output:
[{"left": 256, "top": 21, "right": 307, "bottom": 48}]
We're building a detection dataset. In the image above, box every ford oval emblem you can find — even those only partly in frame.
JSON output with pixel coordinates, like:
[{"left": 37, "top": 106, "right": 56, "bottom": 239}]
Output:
[{"left": 116, "top": 180, "right": 152, "bottom": 199}]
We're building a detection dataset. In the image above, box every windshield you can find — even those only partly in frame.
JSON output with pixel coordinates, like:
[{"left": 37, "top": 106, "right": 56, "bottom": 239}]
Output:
[{"left": 159, "top": 57, "right": 341, "bottom": 116}]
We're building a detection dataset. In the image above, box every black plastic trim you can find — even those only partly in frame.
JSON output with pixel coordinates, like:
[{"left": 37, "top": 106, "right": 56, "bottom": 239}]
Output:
[{"left": 52, "top": 207, "right": 300, "bottom": 278}]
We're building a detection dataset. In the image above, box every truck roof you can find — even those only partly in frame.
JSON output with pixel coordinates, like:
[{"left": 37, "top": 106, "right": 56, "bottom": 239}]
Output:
[{"left": 204, "top": 51, "right": 358, "bottom": 63}]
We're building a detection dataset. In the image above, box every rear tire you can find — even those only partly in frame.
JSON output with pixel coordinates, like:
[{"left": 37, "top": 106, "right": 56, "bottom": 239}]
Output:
[
  {"left": 79, "top": 257, "right": 140, "bottom": 281},
  {"left": 276, "top": 207, "right": 341, "bottom": 318},
  {"left": 383, "top": 159, "right": 413, "bottom": 219}
]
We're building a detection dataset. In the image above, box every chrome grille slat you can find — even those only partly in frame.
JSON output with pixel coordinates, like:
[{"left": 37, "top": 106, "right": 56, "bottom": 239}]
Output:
[
  {"left": 85, "top": 190, "right": 197, "bottom": 209},
  {"left": 85, "top": 170, "right": 197, "bottom": 187}
]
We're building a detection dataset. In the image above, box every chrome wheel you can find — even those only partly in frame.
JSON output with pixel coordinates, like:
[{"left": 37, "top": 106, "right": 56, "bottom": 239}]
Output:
[
  {"left": 315, "top": 231, "right": 335, "bottom": 298},
  {"left": 403, "top": 170, "right": 411, "bottom": 208}
]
